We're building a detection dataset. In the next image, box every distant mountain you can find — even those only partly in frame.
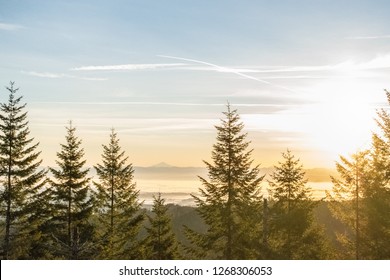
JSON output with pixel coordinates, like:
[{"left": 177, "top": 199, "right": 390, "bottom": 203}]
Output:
[{"left": 151, "top": 162, "right": 174, "bottom": 168}]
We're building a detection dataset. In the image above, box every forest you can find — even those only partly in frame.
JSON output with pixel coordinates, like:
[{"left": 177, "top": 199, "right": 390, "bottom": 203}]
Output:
[{"left": 0, "top": 81, "right": 389, "bottom": 260}]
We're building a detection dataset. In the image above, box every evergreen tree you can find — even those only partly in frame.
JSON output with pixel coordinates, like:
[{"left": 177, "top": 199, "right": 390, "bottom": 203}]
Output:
[
  {"left": 94, "top": 129, "right": 144, "bottom": 259},
  {"left": 185, "top": 104, "right": 264, "bottom": 259},
  {"left": 49, "top": 122, "right": 95, "bottom": 259},
  {"left": 143, "top": 193, "right": 178, "bottom": 259},
  {"left": 326, "top": 90, "right": 390, "bottom": 260},
  {"left": 326, "top": 151, "right": 370, "bottom": 259},
  {"left": 364, "top": 90, "right": 390, "bottom": 259},
  {"left": 268, "top": 150, "right": 327, "bottom": 259},
  {"left": 0, "top": 82, "right": 47, "bottom": 259}
]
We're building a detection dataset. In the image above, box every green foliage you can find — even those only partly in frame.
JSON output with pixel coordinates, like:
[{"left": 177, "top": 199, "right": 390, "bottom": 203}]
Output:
[
  {"left": 185, "top": 104, "right": 264, "bottom": 259},
  {"left": 326, "top": 90, "right": 390, "bottom": 260},
  {"left": 143, "top": 193, "right": 178, "bottom": 259},
  {"left": 48, "top": 122, "right": 95, "bottom": 259},
  {"left": 2, "top": 81, "right": 390, "bottom": 260},
  {"left": 0, "top": 82, "right": 47, "bottom": 259},
  {"left": 363, "top": 90, "right": 390, "bottom": 259},
  {"left": 326, "top": 151, "right": 370, "bottom": 259},
  {"left": 94, "top": 129, "right": 144, "bottom": 259},
  {"left": 268, "top": 150, "right": 329, "bottom": 259}
]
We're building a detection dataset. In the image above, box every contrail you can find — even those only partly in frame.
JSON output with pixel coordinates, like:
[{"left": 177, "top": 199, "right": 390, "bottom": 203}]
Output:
[{"left": 158, "top": 55, "right": 299, "bottom": 93}]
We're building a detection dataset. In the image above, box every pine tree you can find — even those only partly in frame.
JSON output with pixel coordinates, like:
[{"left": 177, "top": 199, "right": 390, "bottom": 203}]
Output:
[
  {"left": 0, "top": 82, "right": 47, "bottom": 259},
  {"left": 268, "top": 150, "right": 327, "bottom": 259},
  {"left": 326, "top": 151, "right": 370, "bottom": 259},
  {"left": 364, "top": 90, "right": 390, "bottom": 259},
  {"left": 326, "top": 90, "right": 390, "bottom": 260},
  {"left": 143, "top": 193, "right": 178, "bottom": 259},
  {"left": 185, "top": 104, "right": 264, "bottom": 259},
  {"left": 49, "top": 122, "right": 95, "bottom": 259},
  {"left": 94, "top": 129, "right": 144, "bottom": 259}
]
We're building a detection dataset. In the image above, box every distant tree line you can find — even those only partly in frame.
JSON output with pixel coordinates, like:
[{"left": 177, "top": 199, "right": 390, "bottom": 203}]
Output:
[{"left": 0, "top": 82, "right": 389, "bottom": 260}]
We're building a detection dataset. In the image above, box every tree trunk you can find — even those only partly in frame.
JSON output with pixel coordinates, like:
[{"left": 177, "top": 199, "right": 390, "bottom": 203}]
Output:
[
  {"left": 4, "top": 137, "right": 13, "bottom": 260},
  {"left": 110, "top": 172, "right": 114, "bottom": 259},
  {"left": 68, "top": 184, "right": 72, "bottom": 249},
  {"left": 355, "top": 160, "right": 360, "bottom": 260},
  {"left": 263, "top": 198, "right": 268, "bottom": 251}
]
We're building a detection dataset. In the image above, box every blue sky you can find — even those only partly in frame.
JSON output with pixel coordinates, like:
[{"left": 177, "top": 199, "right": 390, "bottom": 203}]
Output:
[{"left": 1, "top": 0, "right": 390, "bottom": 168}]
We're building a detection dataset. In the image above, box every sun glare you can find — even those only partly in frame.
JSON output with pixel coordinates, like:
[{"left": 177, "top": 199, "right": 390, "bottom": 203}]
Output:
[{"left": 305, "top": 78, "right": 378, "bottom": 160}]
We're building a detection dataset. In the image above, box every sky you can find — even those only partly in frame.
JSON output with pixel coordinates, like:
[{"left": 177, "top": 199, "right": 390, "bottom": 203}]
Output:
[{"left": 1, "top": 0, "right": 390, "bottom": 169}]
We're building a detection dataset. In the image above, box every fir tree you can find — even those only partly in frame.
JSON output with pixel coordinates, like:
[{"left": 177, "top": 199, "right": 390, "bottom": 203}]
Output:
[
  {"left": 326, "top": 90, "right": 390, "bottom": 260},
  {"left": 362, "top": 90, "right": 390, "bottom": 259},
  {"left": 94, "top": 129, "right": 143, "bottom": 259},
  {"left": 49, "top": 122, "right": 95, "bottom": 259},
  {"left": 143, "top": 193, "right": 178, "bottom": 259},
  {"left": 326, "top": 151, "right": 370, "bottom": 259},
  {"left": 185, "top": 104, "right": 264, "bottom": 259},
  {"left": 268, "top": 150, "right": 327, "bottom": 259},
  {"left": 0, "top": 82, "right": 47, "bottom": 259}
]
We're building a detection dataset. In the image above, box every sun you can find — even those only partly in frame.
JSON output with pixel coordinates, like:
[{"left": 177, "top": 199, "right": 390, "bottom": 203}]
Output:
[{"left": 305, "top": 77, "right": 379, "bottom": 162}]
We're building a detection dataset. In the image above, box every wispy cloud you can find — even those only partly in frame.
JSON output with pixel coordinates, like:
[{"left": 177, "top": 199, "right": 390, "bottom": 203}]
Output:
[
  {"left": 159, "top": 55, "right": 386, "bottom": 85},
  {"left": 0, "top": 22, "right": 23, "bottom": 31},
  {"left": 347, "top": 35, "right": 390, "bottom": 40},
  {"left": 21, "top": 71, "right": 107, "bottom": 81},
  {"left": 261, "top": 56, "right": 390, "bottom": 73},
  {"left": 171, "top": 54, "right": 390, "bottom": 75},
  {"left": 30, "top": 116, "right": 218, "bottom": 133},
  {"left": 353, "top": 54, "right": 390, "bottom": 70},
  {"left": 31, "top": 100, "right": 291, "bottom": 108},
  {"left": 158, "top": 55, "right": 299, "bottom": 93},
  {"left": 179, "top": 65, "right": 269, "bottom": 74},
  {"left": 159, "top": 55, "right": 272, "bottom": 83},
  {"left": 23, "top": 71, "right": 65, "bottom": 79},
  {"left": 30, "top": 100, "right": 291, "bottom": 116},
  {"left": 71, "top": 63, "right": 186, "bottom": 71}
]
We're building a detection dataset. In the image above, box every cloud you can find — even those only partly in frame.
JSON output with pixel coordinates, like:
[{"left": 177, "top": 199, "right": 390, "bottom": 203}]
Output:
[
  {"left": 347, "top": 35, "right": 390, "bottom": 40},
  {"left": 71, "top": 63, "right": 186, "bottom": 71},
  {"left": 272, "top": 55, "right": 390, "bottom": 73},
  {"left": 31, "top": 100, "right": 290, "bottom": 108},
  {"left": 263, "top": 57, "right": 390, "bottom": 73},
  {"left": 30, "top": 115, "right": 218, "bottom": 134},
  {"left": 23, "top": 71, "right": 65, "bottom": 78},
  {"left": 354, "top": 54, "right": 390, "bottom": 70},
  {"left": 0, "top": 22, "right": 23, "bottom": 31},
  {"left": 30, "top": 100, "right": 290, "bottom": 116},
  {"left": 165, "top": 54, "right": 390, "bottom": 76},
  {"left": 158, "top": 55, "right": 299, "bottom": 93},
  {"left": 159, "top": 54, "right": 389, "bottom": 88},
  {"left": 21, "top": 71, "right": 107, "bottom": 81},
  {"left": 33, "top": 101, "right": 224, "bottom": 106},
  {"left": 159, "top": 55, "right": 271, "bottom": 83}
]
